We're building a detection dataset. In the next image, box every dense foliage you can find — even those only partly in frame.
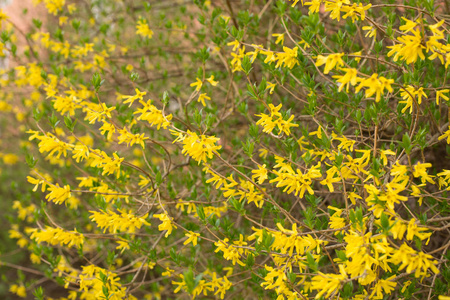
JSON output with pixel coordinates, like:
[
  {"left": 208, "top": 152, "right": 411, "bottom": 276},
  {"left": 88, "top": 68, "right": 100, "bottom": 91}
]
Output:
[{"left": 0, "top": 0, "right": 450, "bottom": 299}]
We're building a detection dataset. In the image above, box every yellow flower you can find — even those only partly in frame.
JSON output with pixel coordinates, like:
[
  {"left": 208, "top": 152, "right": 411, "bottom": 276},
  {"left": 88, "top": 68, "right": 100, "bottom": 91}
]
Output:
[
  {"left": 136, "top": 19, "right": 154, "bottom": 39},
  {"left": 117, "top": 128, "right": 149, "bottom": 149},
  {"left": 315, "top": 53, "right": 344, "bottom": 74},
  {"left": 333, "top": 68, "right": 359, "bottom": 92},
  {"left": 89, "top": 151, "right": 124, "bottom": 178},
  {"left": 99, "top": 121, "right": 116, "bottom": 140},
  {"left": 126, "top": 64, "right": 134, "bottom": 72},
  {"left": 406, "top": 218, "right": 431, "bottom": 243},
  {"left": 362, "top": 26, "right": 377, "bottom": 38},
  {"left": 259, "top": 148, "right": 268, "bottom": 158},
  {"left": 67, "top": 3, "right": 77, "bottom": 14},
  {"left": 320, "top": 167, "right": 341, "bottom": 192},
  {"left": 272, "top": 33, "right": 285, "bottom": 45},
  {"left": 36, "top": 134, "right": 74, "bottom": 159},
  {"left": 154, "top": 212, "right": 177, "bottom": 237},
  {"left": 72, "top": 144, "right": 90, "bottom": 162},
  {"left": 276, "top": 46, "right": 299, "bottom": 69},
  {"left": 351, "top": 51, "right": 362, "bottom": 62},
  {"left": 324, "top": 0, "right": 346, "bottom": 21},
  {"left": 197, "top": 93, "right": 211, "bottom": 106},
  {"left": 238, "top": 180, "right": 264, "bottom": 208},
  {"left": 333, "top": 134, "right": 356, "bottom": 152},
  {"left": 438, "top": 126, "right": 450, "bottom": 144},
  {"left": 90, "top": 209, "right": 150, "bottom": 233},
  {"left": 230, "top": 45, "right": 246, "bottom": 72},
  {"left": 305, "top": 0, "right": 322, "bottom": 14},
  {"left": 270, "top": 162, "right": 321, "bottom": 198},
  {"left": 116, "top": 239, "right": 130, "bottom": 253},
  {"left": 309, "top": 126, "right": 322, "bottom": 139},
  {"left": 266, "top": 82, "right": 276, "bottom": 94},
  {"left": 214, "top": 238, "right": 246, "bottom": 266},
  {"left": 260, "top": 265, "right": 289, "bottom": 295},
  {"left": 262, "top": 49, "right": 276, "bottom": 65},
  {"left": 134, "top": 99, "right": 172, "bottom": 130},
  {"left": 401, "top": 281, "right": 411, "bottom": 293},
  {"left": 175, "top": 130, "right": 222, "bottom": 164},
  {"left": 59, "top": 16, "right": 68, "bottom": 26},
  {"left": 30, "top": 226, "right": 84, "bottom": 248},
  {"left": 44, "top": 0, "right": 65, "bottom": 15},
  {"left": 206, "top": 75, "right": 218, "bottom": 86},
  {"left": 122, "top": 88, "right": 147, "bottom": 107},
  {"left": 436, "top": 89, "right": 449, "bottom": 105},
  {"left": 390, "top": 243, "right": 439, "bottom": 278},
  {"left": 311, "top": 265, "right": 348, "bottom": 298},
  {"left": 413, "top": 162, "right": 435, "bottom": 184},
  {"left": 378, "top": 182, "right": 408, "bottom": 212},
  {"left": 2, "top": 153, "right": 19, "bottom": 165},
  {"left": 86, "top": 103, "right": 116, "bottom": 124},
  {"left": 227, "top": 40, "right": 240, "bottom": 51},
  {"left": 190, "top": 78, "right": 203, "bottom": 92},
  {"left": 30, "top": 253, "right": 41, "bottom": 264},
  {"left": 183, "top": 231, "right": 200, "bottom": 246},
  {"left": 52, "top": 94, "right": 81, "bottom": 116},
  {"left": 411, "top": 184, "right": 425, "bottom": 205},
  {"left": 256, "top": 103, "right": 299, "bottom": 136},
  {"left": 399, "top": 17, "right": 417, "bottom": 33},
  {"left": 0, "top": 10, "right": 9, "bottom": 30},
  {"left": 252, "top": 164, "right": 268, "bottom": 184},
  {"left": 380, "top": 149, "right": 396, "bottom": 166},
  {"left": 162, "top": 268, "right": 175, "bottom": 277},
  {"left": 120, "top": 46, "right": 128, "bottom": 55},
  {"left": 387, "top": 29, "right": 425, "bottom": 64},
  {"left": 328, "top": 206, "right": 346, "bottom": 234},
  {"left": 9, "top": 284, "right": 26, "bottom": 298},
  {"left": 45, "top": 184, "right": 71, "bottom": 205},
  {"left": 348, "top": 191, "right": 362, "bottom": 205},
  {"left": 342, "top": 3, "right": 371, "bottom": 22},
  {"left": 355, "top": 73, "right": 393, "bottom": 102},
  {"left": 370, "top": 276, "right": 397, "bottom": 299}
]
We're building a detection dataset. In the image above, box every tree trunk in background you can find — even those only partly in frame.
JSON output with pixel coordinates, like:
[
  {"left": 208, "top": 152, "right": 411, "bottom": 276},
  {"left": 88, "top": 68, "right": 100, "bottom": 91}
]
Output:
[{"left": 1, "top": 0, "right": 46, "bottom": 68}]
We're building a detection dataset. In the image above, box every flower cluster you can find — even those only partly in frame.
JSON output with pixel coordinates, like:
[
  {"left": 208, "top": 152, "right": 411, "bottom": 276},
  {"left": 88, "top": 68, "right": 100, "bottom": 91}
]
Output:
[{"left": 256, "top": 103, "right": 299, "bottom": 136}]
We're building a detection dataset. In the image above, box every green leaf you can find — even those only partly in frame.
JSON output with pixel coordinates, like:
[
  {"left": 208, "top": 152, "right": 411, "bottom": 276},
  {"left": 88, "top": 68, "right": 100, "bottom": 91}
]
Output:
[
  {"left": 380, "top": 213, "right": 390, "bottom": 231},
  {"left": 48, "top": 112, "right": 60, "bottom": 129},
  {"left": 64, "top": 115, "right": 77, "bottom": 132},
  {"left": 241, "top": 55, "right": 253, "bottom": 75},
  {"left": 33, "top": 286, "right": 44, "bottom": 300},
  {"left": 196, "top": 206, "right": 205, "bottom": 221},
  {"left": 245, "top": 253, "right": 255, "bottom": 268},
  {"left": 26, "top": 153, "right": 37, "bottom": 168},
  {"left": 306, "top": 252, "right": 318, "bottom": 272},
  {"left": 91, "top": 73, "right": 104, "bottom": 91}
]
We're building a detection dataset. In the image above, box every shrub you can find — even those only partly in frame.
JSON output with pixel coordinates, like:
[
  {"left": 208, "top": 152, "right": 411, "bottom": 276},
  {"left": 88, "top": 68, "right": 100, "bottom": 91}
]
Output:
[{"left": 0, "top": 0, "right": 449, "bottom": 299}]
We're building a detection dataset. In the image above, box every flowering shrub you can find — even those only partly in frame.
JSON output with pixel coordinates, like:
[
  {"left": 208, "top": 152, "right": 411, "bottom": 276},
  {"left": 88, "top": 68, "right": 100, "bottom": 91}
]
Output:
[{"left": 0, "top": 0, "right": 450, "bottom": 299}]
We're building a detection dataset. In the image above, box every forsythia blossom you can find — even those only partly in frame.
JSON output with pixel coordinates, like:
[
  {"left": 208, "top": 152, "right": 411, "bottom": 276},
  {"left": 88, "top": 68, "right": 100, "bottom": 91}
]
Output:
[
  {"left": 29, "top": 226, "right": 84, "bottom": 248},
  {"left": 89, "top": 209, "right": 150, "bottom": 233},
  {"left": 172, "top": 130, "right": 222, "bottom": 164},
  {"left": 154, "top": 212, "right": 177, "bottom": 237},
  {"left": 256, "top": 103, "right": 298, "bottom": 136}
]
